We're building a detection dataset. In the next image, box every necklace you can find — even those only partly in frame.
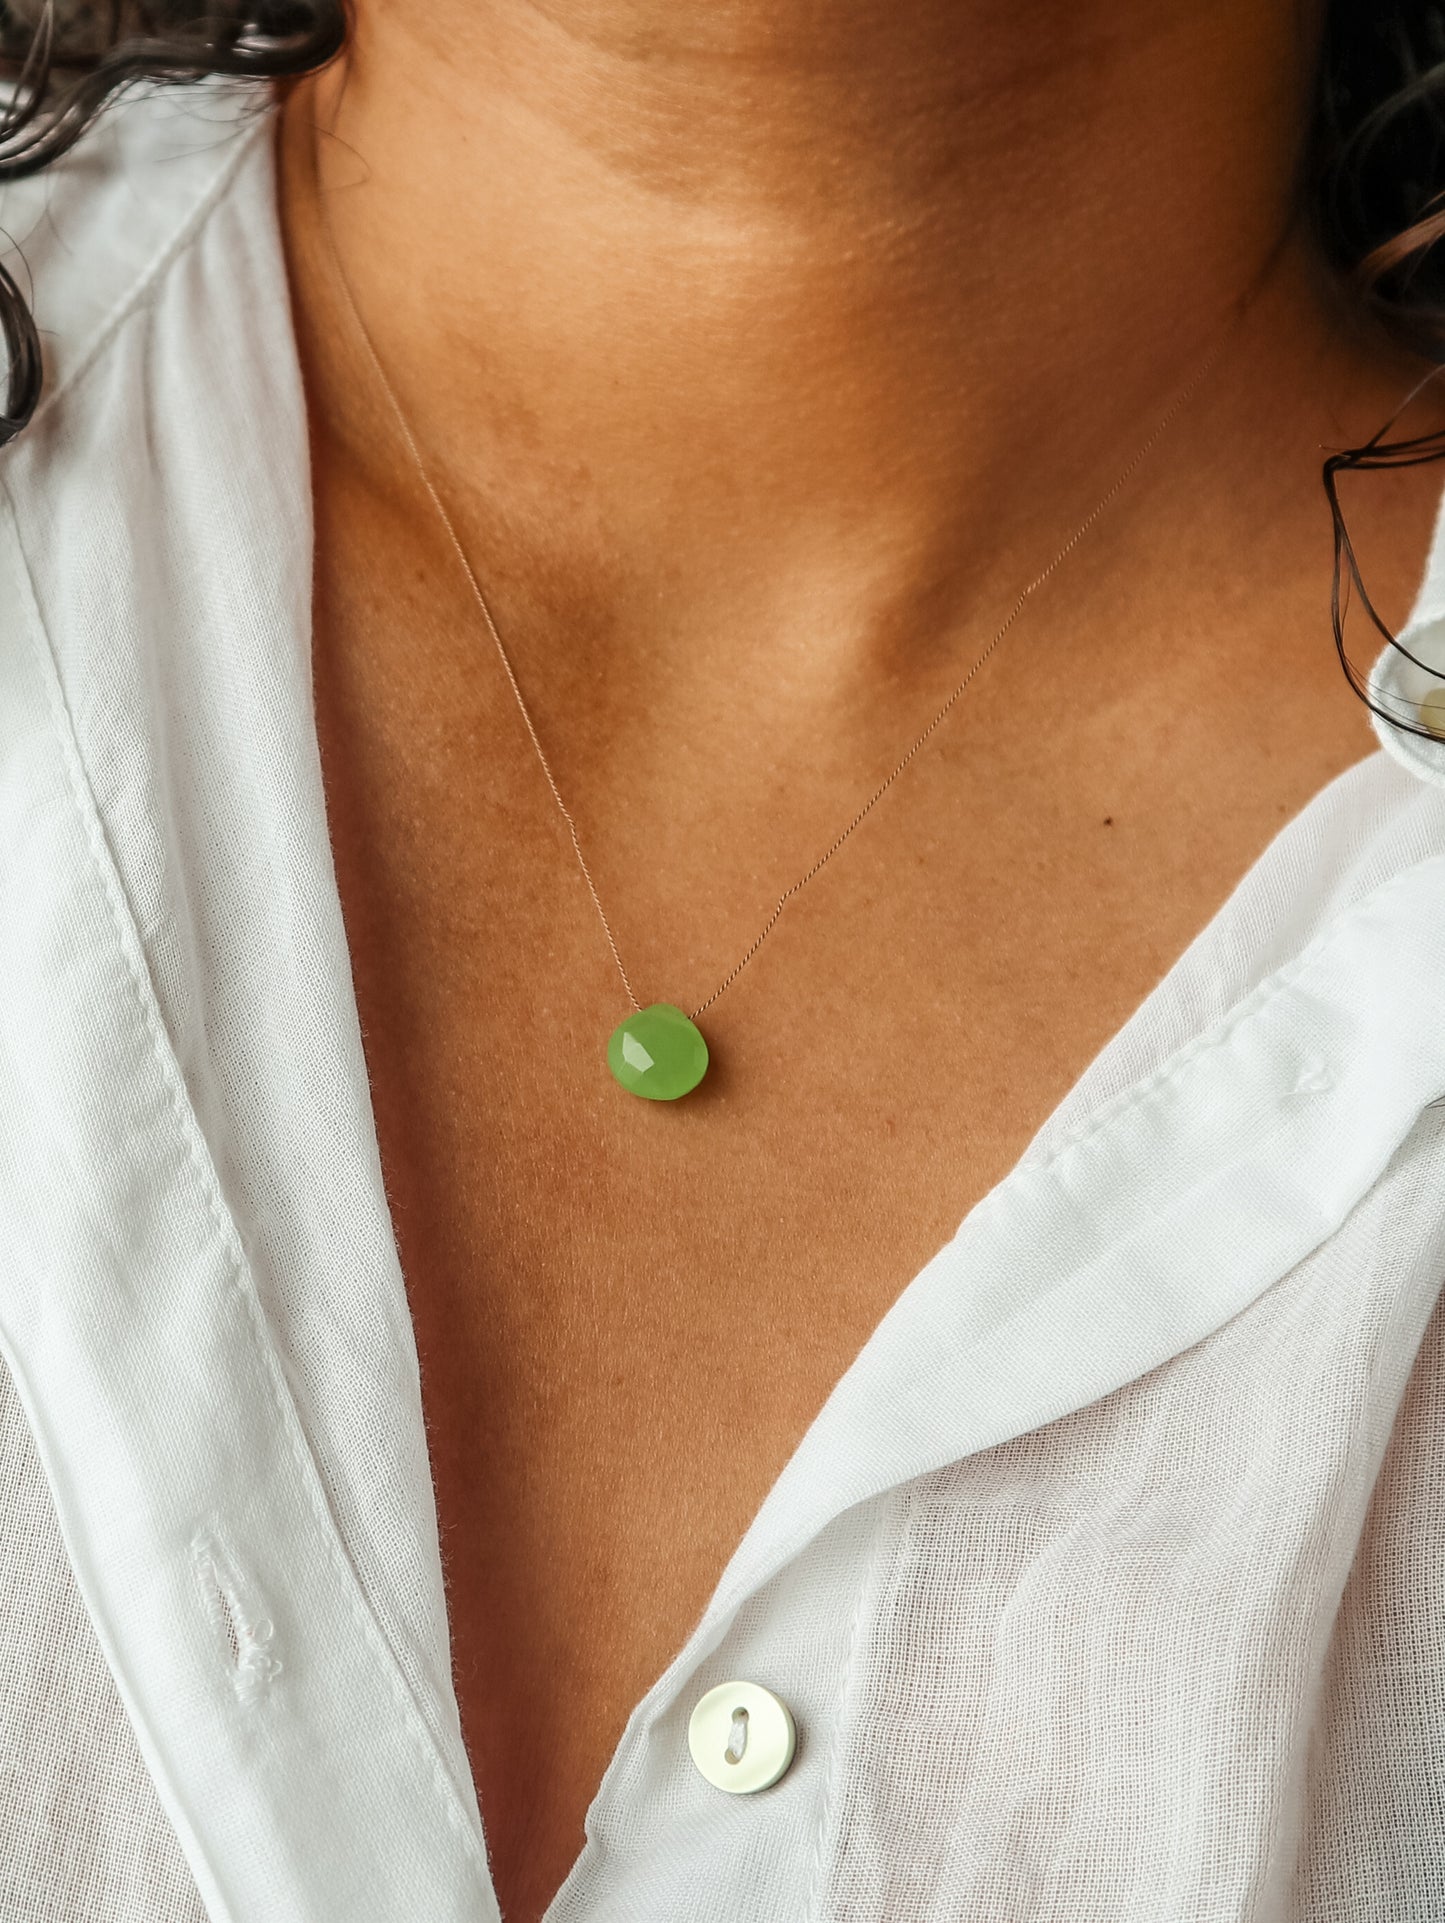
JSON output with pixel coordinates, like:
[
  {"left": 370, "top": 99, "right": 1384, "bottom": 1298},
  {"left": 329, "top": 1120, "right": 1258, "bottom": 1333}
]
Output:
[{"left": 318, "top": 196, "right": 1252, "bottom": 1103}]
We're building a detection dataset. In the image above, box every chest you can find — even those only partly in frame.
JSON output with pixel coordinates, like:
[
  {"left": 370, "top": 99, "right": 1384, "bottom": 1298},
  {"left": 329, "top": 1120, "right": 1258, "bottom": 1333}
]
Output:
[
  {"left": 306, "top": 469, "right": 1388, "bottom": 1917},
  {"left": 311, "top": 527, "right": 1342, "bottom": 1613}
]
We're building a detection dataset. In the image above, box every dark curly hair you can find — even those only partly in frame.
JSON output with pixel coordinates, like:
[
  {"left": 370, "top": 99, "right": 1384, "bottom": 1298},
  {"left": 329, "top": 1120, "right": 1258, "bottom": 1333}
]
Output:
[{"left": 6, "top": 1, "right": 1445, "bottom": 737}]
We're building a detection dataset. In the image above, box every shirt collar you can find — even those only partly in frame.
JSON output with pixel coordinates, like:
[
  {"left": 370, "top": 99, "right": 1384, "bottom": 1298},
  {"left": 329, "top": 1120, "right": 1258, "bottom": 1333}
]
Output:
[{"left": 698, "top": 848, "right": 1445, "bottom": 1646}]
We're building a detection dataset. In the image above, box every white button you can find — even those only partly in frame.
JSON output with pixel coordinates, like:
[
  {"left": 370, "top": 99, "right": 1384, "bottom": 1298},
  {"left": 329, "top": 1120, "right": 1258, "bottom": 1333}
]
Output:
[
  {"left": 1369, "top": 635, "right": 1445, "bottom": 789},
  {"left": 687, "top": 1680, "right": 796, "bottom": 1794}
]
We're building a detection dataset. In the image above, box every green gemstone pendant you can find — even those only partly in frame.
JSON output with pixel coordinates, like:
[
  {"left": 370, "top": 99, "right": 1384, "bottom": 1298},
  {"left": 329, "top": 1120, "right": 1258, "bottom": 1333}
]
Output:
[{"left": 607, "top": 1003, "right": 709, "bottom": 1101}]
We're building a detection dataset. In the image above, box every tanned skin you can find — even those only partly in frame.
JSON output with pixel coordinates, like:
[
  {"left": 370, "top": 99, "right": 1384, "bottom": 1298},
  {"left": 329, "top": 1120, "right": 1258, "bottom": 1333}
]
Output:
[{"left": 278, "top": 5, "right": 1440, "bottom": 1914}]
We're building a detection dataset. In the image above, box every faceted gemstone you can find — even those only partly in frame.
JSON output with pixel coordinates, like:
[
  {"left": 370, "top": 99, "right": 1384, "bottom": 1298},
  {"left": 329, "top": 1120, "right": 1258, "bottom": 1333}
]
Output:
[{"left": 607, "top": 1003, "right": 709, "bottom": 1100}]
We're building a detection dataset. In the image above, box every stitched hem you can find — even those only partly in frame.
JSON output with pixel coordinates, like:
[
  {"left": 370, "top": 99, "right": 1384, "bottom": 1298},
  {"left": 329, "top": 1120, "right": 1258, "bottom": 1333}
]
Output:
[{"left": 1, "top": 81, "right": 273, "bottom": 444}]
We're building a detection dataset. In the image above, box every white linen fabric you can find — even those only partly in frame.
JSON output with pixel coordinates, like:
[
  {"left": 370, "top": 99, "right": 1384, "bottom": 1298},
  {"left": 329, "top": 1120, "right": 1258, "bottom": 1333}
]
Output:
[{"left": 1, "top": 80, "right": 1444, "bottom": 1923}]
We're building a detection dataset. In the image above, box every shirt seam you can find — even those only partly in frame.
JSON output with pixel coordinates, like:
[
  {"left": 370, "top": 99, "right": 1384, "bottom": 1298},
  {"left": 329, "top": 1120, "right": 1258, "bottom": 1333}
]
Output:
[
  {"left": 2, "top": 86, "right": 273, "bottom": 444},
  {"left": 803, "top": 1487, "right": 913, "bottom": 1922}
]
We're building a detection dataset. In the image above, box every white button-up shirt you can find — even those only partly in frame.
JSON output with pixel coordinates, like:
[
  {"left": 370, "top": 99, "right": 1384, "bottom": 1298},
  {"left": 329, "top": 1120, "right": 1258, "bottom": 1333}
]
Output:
[{"left": 2, "top": 83, "right": 1444, "bottom": 1923}]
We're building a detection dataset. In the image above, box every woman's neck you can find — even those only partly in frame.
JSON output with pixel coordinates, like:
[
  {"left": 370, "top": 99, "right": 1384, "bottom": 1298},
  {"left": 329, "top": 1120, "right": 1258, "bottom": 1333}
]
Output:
[{"left": 279, "top": 0, "right": 1359, "bottom": 684}]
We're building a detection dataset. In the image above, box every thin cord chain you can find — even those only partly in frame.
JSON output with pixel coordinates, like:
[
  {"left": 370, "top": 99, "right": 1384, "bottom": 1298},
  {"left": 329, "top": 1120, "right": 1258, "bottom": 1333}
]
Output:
[
  {"left": 319, "top": 188, "right": 1250, "bottom": 1023},
  {"left": 690, "top": 317, "right": 1241, "bottom": 1017},
  {"left": 321, "top": 212, "right": 645, "bottom": 1008}
]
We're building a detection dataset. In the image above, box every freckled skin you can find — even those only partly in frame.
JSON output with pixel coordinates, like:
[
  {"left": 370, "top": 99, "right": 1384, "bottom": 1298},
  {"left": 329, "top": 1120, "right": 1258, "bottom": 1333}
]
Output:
[{"left": 279, "top": 6, "right": 1442, "bottom": 1915}]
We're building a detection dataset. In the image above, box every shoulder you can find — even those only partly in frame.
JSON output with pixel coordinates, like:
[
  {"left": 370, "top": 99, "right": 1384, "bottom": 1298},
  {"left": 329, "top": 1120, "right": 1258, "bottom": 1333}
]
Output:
[{"left": 0, "top": 78, "right": 276, "bottom": 430}]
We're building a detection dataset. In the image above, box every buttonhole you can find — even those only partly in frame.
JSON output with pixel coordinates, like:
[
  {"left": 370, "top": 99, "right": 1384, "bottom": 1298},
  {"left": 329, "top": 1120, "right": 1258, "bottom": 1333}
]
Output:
[
  {"left": 191, "top": 1529, "right": 282, "bottom": 1706},
  {"left": 1292, "top": 1059, "right": 1333, "bottom": 1096},
  {"left": 725, "top": 1706, "right": 750, "bottom": 1765}
]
